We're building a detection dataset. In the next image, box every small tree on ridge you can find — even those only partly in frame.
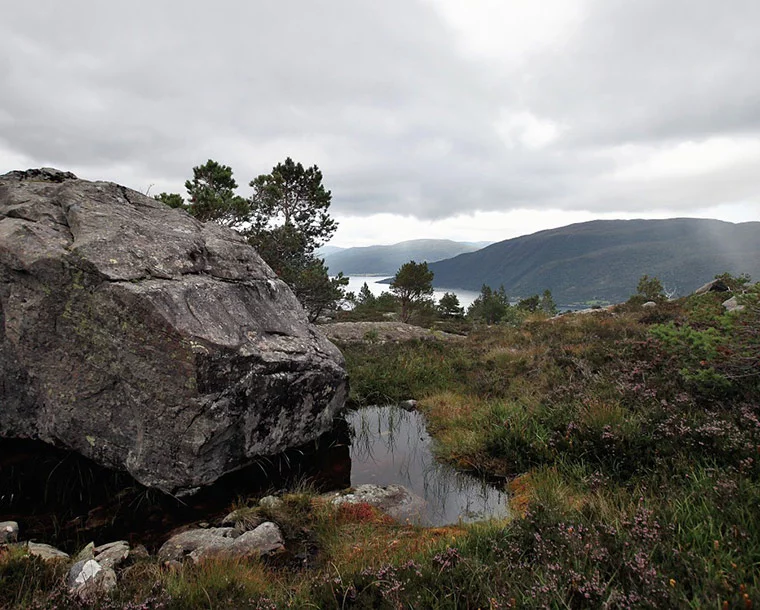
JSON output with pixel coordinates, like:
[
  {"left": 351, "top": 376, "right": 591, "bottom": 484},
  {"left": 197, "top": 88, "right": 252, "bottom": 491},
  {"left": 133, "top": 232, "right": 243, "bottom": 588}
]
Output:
[{"left": 390, "top": 261, "right": 434, "bottom": 322}]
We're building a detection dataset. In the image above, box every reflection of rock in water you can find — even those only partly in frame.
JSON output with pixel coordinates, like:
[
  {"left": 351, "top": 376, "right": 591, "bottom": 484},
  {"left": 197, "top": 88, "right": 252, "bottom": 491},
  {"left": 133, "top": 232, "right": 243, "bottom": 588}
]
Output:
[
  {"left": 0, "top": 421, "right": 352, "bottom": 552},
  {"left": 345, "top": 406, "right": 510, "bottom": 526}
]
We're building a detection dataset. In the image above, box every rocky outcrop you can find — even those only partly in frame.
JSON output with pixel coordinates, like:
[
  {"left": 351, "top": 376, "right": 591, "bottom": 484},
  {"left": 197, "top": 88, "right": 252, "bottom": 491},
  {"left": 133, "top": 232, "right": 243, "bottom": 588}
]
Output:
[
  {"left": 0, "top": 168, "right": 347, "bottom": 495},
  {"left": 323, "top": 321, "right": 464, "bottom": 344},
  {"left": 694, "top": 278, "right": 730, "bottom": 295},
  {"left": 722, "top": 296, "right": 745, "bottom": 313}
]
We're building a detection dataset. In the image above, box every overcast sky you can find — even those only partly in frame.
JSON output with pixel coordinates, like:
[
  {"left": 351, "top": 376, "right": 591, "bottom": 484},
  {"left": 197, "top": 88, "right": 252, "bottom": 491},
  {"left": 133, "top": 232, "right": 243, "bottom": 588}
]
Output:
[{"left": 1, "top": 0, "right": 758, "bottom": 246}]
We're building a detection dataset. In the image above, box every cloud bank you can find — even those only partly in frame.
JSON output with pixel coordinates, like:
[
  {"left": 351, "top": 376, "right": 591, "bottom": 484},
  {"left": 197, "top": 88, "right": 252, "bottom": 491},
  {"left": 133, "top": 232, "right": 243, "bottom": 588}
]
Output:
[{"left": 1, "top": 0, "right": 757, "bottom": 244}]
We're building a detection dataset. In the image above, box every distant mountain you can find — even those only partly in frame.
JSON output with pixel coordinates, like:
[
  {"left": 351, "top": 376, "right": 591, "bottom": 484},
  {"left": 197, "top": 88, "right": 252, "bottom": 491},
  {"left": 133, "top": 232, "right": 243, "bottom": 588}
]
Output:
[
  {"left": 323, "top": 239, "right": 485, "bottom": 275},
  {"left": 315, "top": 245, "right": 345, "bottom": 257},
  {"left": 427, "top": 219, "right": 760, "bottom": 306}
]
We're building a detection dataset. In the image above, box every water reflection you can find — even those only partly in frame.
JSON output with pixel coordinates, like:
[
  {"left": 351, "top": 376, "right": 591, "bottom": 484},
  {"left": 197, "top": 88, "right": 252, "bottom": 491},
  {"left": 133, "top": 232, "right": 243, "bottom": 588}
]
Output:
[{"left": 346, "top": 406, "right": 509, "bottom": 526}]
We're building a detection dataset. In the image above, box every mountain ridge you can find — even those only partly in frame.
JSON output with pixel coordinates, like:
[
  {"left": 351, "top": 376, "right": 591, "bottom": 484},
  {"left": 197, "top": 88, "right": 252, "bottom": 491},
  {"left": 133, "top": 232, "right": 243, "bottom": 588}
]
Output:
[
  {"left": 322, "top": 239, "right": 487, "bottom": 275},
  {"left": 427, "top": 218, "right": 760, "bottom": 305}
]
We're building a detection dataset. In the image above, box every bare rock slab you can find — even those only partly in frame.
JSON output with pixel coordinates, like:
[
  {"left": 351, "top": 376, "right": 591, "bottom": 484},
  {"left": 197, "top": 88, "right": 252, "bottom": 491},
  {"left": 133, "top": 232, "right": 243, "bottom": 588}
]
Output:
[
  {"left": 0, "top": 169, "right": 347, "bottom": 495},
  {"left": 26, "top": 541, "right": 70, "bottom": 561},
  {"left": 158, "top": 522, "right": 284, "bottom": 563}
]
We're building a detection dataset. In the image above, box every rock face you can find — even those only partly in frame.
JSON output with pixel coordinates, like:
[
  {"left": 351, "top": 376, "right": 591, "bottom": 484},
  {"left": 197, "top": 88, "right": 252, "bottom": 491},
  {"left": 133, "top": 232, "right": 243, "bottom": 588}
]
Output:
[{"left": 0, "top": 168, "right": 347, "bottom": 495}]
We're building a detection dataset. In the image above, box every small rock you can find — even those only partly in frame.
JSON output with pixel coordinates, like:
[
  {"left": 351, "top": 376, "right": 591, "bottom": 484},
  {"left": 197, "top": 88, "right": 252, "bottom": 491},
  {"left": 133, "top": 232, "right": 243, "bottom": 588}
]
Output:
[
  {"left": 220, "top": 510, "right": 240, "bottom": 526},
  {"left": 232, "top": 522, "right": 285, "bottom": 558},
  {"left": 0, "top": 521, "right": 19, "bottom": 544},
  {"left": 94, "top": 540, "right": 130, "bottom": 569},
  {"left": 128, "top": 544, "right": 150, "bottom": 562},
  {"left": 221, "top": 508, "right": 263, "bottom": 530},
  {"left": 68, "top": 559, "right": 116, "bottom": 601},
  {"left": 398, "top": 399, "right": 418, "bottom": 412},
  {"left": 722, "top": 296, "right": 745, "bottom": 313},
  {"left": 258, "top": 495, "right": 283, "bottom": 510},
  {"left": 26, "top": 542, "right": 70, "bottom": 561},
  {"left": 158, "top": 522, "right": 284, "bottom": 563},
  {"left": 68, "top": 559, "right": 102, "bottom": 589},
  {"left": 642, "top": 301, "right": 657, "bottom": 308},
  {"left": 158, "top": 527, "right": 240, "bottom": 563},
  {"left": 75, "top": 542, "right": 95, "bottom": 562},
  {"left": 330, "top": 484, "right": 427, "bottom": 524},
  {"left": 694, "top": 279, "right": 730, "bottom": 295}
]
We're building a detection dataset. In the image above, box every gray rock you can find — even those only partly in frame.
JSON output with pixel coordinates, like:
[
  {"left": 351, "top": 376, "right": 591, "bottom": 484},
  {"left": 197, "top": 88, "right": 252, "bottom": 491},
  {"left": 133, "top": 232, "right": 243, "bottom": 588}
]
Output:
[
  {"left": 642, "top": 301, "right": 657, "bottom": 308},
  {"left": 128, "top": 544, "right": 150, "bottom": 562},
  {"left": 158, "top": 527, "right": 240, "bottom": 563},
  {"left": 0, "top": 521, "right": 19, "bottom": 543},
  {"left": 398, "top": 399, "right": 418, "bottom": 412},
  {"left": 75, "top": 542, "right": 95, "bottom": 562},
  {"left": 220, "top": 510, "right": 242, "bottom": 526},
  {"left": 158, "top": 523, "right": 283, "bottom": 563},
  {"left": 722, "top": 296, "right": 745, "bottom": 312},
  {"left": 330, "top": 484, "right": 427, "bottom": 523},
  {"left": 694, "top": 278, "right": 730, "bottom": 295},
  {"left": 26, "top": 542, "right": 70, "bottom": 561},
  {"left": 94, "top": 540, "right": 130, "bottom": 569},
  {"left": 0, "top": 169, "right": 347, "bottom": 495},
  {"left": 258, "top": 495, "right": 284, "bottom": 510},
  {"left": 230, "top": 522, "right": 285, "bottom": 558},
  {"left": 68, "top": 559, "right": 116, "bottom": 600},
  {"left": 221, "top": 507, "right": 263, "bottom": 530},
  {"left": 68, "top": 559, "right": 102, "bottom": 589},
  {"left": 322, "top": 321, "right": 464, "bottom": 344}
]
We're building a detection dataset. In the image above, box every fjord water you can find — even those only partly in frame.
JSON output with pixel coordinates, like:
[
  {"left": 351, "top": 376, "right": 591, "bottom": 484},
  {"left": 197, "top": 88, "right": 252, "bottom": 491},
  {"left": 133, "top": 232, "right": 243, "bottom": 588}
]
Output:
[
  {"left": 346, "top": 406, "right": 509, "bottom": 526},
  {"left": 343, "top": 275, "right": 481, "bottom": 310}
]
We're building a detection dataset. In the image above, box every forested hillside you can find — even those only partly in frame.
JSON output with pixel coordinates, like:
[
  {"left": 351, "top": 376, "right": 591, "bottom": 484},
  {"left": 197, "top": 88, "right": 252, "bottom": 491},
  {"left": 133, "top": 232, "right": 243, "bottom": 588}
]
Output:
[{"left": 428, "top": 218, "right": 760, "bottom": 305}]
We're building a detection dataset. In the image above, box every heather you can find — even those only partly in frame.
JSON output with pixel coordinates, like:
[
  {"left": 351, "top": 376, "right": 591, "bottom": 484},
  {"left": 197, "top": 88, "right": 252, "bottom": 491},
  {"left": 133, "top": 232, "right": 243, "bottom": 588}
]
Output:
[{"left": 2, "top": 286, "right": 758, "bottom": 608}]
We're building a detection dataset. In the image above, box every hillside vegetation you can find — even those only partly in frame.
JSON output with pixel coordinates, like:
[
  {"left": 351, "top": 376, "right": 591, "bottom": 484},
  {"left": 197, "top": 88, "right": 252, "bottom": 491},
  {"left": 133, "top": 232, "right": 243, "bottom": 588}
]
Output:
[
  {"left": 428, "top": 218, "right": 760, "bottom": 306},
  {"left": 3, "top": 281, "right": 757, "bottom": 608},
  {"left": 322, "top": 239, "right": 485, "bottom": 275}
]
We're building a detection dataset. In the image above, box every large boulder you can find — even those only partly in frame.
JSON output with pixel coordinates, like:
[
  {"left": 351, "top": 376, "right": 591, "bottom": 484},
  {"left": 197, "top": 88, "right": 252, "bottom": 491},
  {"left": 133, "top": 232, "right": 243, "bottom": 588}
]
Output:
[{"left": 0, "top": 168, "right": 347, "bottom": 495}]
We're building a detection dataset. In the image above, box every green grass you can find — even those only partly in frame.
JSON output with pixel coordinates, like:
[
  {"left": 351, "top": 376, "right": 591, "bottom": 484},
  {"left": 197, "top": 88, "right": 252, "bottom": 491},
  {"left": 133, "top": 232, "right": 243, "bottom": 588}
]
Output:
[{"left": 3, "top": 290, "right": 758, "bottom": 608}]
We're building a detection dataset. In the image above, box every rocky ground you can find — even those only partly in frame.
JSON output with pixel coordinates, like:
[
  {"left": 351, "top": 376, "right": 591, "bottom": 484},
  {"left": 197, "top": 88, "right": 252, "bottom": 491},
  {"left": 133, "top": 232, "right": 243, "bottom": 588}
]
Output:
[{"left": 321, "top": 321, "right": 465, "bottom": 343}]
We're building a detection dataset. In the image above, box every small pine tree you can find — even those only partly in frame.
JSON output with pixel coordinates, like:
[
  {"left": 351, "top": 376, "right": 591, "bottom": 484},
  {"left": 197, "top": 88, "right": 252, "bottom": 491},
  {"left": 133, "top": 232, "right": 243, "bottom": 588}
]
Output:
[
  {"left": 357, "top": 282, "right": 376, "bottom": 306},
  {"left": 154, "top": 192, "right": 185, "bottom": 209},
  {"left": 184, "top": 159, "right": 249, "bottom": 228},
  {"left": 539, "top": 289, "right": 558, "bottom": 315},
  {"left": 438, "top": 292, "right": 464, "bottom": 318},
  {"left": 390, "top": 261, "right": 434, "bottom": 322},
  {"left": 467, "top": 285, "right": 510, "bottom": 324},
  {"left": 637, "top": 275, "right": 665, "bottom": 302}
]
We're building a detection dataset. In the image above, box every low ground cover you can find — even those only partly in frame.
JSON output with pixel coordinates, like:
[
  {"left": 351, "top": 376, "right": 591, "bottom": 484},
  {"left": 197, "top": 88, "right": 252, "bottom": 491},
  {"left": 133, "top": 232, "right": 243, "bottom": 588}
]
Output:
[{"left": 2, "top": 288, "right": 758, "bottom": 608}]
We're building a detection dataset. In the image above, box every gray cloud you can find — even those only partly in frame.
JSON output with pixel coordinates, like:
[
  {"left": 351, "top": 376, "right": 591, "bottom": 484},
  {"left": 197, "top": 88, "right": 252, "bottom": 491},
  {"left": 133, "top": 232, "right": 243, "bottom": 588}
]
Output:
[{"left": 0, "top": 0, "right": 758, "bottom": 223}]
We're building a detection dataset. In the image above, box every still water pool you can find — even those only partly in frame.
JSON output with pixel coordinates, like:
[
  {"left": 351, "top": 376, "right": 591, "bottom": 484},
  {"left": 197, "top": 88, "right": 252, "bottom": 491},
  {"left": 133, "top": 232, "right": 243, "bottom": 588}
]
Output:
[{"left": 345, "top": 406, "right": 510, "bottom": 526}]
